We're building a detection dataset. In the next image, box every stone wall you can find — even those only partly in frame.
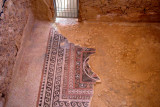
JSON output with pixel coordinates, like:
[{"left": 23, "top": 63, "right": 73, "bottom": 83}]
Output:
[
  {"left": 0, "top": 0, "right": 3, "bottom": 15},
  {"left": 0, "top": 0, "right": 54, "bottom": 106},
  {"left": 0, "top": 0, "right": 30, "bottom": 105},
  {"left": 30, "top": 0, "right": 54, "bottom": 21},
  {"left": 79, "top": 0, "right": 160, "bottom": 22}
]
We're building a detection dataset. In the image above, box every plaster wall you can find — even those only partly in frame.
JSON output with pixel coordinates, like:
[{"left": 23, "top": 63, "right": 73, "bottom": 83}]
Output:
[{"left": 78, "top": 0, "right": 160, "bottom": 22}]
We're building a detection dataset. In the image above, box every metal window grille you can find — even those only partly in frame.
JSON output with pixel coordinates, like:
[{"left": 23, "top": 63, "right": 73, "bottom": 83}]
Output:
[{"left": 53, "top": 0, "right": 79, "bottom": 18}]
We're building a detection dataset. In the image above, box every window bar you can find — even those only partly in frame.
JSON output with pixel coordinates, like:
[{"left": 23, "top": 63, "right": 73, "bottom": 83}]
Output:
[
  {"left": 60, "top": 0, "right": 63, "bottom": 17},
  {"left": 74, "top": 0, "right": 75, "bottom": 18},
  {"left": 64, "top": 0, "right": 66, "bottom": 17},
  {"left": 59, "top": 0, "right": 60, "bottom": 17},
  {"left": 67, "top": 0, "right": 69, "bottom": 17},
  {"left": 68, "top": 0, "right": 72, "bottom": 17},
  {"left": 73, "top": 0, "right": 74, "bottom": 18},
  {"left": 62, "top": 0, "right": 65, "bottom": 17},
  {"left": 72, "top": 0, "right": 74, "bottom": 17},
  {"left": 64, "top": 0, "right": 65, "bottom": 17},
  {"left": 56, "top": 0, "right": 59, "bottom": 17},
  {"left": 59, "top": 0, "right": 61, "bottom": 17},
  {"left": 77, "top": 0, "right": 78, "bottom": 17}
]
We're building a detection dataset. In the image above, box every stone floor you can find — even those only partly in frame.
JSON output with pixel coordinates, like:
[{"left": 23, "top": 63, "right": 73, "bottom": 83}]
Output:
[{"left": 6, "top": 18, "right": 160, "bottom": 107}]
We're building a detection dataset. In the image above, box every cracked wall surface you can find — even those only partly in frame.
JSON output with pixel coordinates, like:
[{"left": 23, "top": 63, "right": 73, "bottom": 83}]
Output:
[
  {"left": 0, "top": 0, "right": 4, "bottom": 16},
  {"left": 79, "top": 0, "right": 160, "bottom": 22},
  {"left": 0, "top": 0, "right": 53, "bottom": 106},
  {"left": 0, "top": 0, "right": 30, "bottom": 106},
  {"left": 30, "top": 0, "right": 54, "bottom": 21}
]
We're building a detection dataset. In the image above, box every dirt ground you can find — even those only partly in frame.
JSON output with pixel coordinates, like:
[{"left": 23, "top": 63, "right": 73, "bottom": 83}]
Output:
[{"left": 55, "top": 18, "right": 160, "bottom": 107}]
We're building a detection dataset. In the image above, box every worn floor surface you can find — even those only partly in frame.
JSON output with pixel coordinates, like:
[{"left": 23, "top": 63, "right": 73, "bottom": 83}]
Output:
[
  {"left": 6, "top": 18, "right": 160, "bottom": 107},
  {"left": 56, "top": 18, "right": 160, "bottom": 107}
]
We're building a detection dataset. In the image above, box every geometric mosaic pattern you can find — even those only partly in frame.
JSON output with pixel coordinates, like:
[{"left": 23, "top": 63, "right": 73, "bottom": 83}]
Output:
[{"left": 37, "top": 28, "right": 100, "bottom": 107}]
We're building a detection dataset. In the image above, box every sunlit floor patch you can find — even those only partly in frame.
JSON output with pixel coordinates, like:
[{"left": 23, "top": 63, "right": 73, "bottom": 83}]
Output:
[{"left": 55, "top": 18, "right": 78, "bottom": 26}]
